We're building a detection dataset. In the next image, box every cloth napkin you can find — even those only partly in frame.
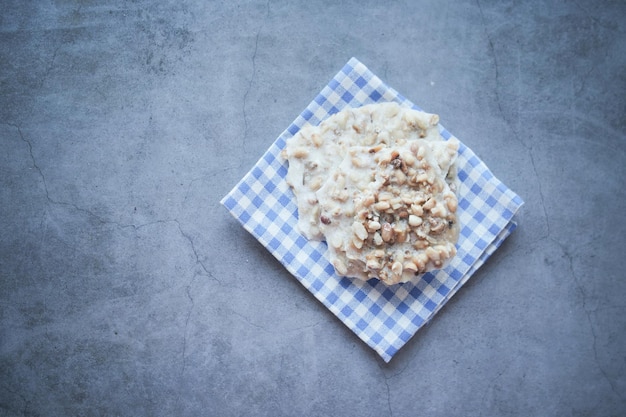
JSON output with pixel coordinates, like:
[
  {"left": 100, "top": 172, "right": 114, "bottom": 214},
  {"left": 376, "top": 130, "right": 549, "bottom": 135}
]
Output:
[{"left": 221, "top": 58, "right": 524, "bottom": 362}]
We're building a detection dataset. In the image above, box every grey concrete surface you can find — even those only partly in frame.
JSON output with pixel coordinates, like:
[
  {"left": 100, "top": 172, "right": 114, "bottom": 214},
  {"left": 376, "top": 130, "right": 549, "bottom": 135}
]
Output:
[{"left": 1, "top": 0, "right": 625, "bottom": 416}]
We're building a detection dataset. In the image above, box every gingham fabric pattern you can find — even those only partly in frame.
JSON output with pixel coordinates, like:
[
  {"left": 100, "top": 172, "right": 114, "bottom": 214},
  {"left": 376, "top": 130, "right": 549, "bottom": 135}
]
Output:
[{"left": 221, "top": 58, "right": 524, "bottom": 362}]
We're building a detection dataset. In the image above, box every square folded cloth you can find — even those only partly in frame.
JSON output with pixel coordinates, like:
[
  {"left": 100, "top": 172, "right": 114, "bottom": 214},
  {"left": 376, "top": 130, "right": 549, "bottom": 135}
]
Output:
[{"left": 221, "top": 57, "right": 524, "bottom": 362}]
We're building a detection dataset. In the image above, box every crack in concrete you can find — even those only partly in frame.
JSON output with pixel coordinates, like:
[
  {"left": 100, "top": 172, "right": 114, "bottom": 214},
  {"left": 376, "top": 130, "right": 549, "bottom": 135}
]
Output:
[
  {"left": 230, "top": 308, "right": 271, "bottom": 332},
  {"left": 377, "top": 363, "right": 397, "bottom": 417},
  {"left": 242, "top": 0, "right": 270, "bottom": 147},
  {"left": 173, "top": 273, "right": 195, "bottom": 412},
  {"left": 555, "top": 238, "right": 622, "bottom": 400},
  {"left": 476, "top": 0, "right": 505, "bottom": 130},
  {"left": 180, "top": 275, "right": 196, "bottom": 377},
  {"left": 573, "top": 35, "right": 611, "bottom": 101},
  {"left": 10, "top": 122, "right": 118, "bottom": 226},
  {"left": 284, "top": 320, "right": 325, "bottom": 333},
  {"left": 480, "top": 234, "right": 624, "bottom": 401},
  {"left": 575, "top": 61, "right": 597, "bottom": 99},
  {"left": 39, "top": 44, "right": 62, "bottom": 90},
  {"left": 12, "top": 123, "right": 49, "bottom": 198},
  {"left": 478, "top": 360, "right": 514, "bottom": 413},
  {"left": 228, "top": 307, "right": 325, "bottom": 334},
  {"left": 174, "top": 290, "right": 195, "bottom": 412},
  {"left": 378, "top": 352, "right": 413, "bottom": 380},
  {"left": 527, "top": 150, "right": 551, "bottom": 238},
  {"left": 182, "top": 165, "right": 240, "bottom": 203},
  {"left": 172, "top": 220, "right": 221, "bottom": 285},
  {"left": 476, "top": 1, "right": 549, "bottom": 239},
  {"left": 383, "top": 376, "right": 393, "bottom": 417}
]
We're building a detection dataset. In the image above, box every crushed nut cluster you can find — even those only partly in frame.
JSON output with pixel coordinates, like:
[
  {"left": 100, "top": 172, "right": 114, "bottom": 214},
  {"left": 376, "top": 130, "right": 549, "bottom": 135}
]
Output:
[{"left": 282, "top": 102, "right": 460, "bottom": 284}]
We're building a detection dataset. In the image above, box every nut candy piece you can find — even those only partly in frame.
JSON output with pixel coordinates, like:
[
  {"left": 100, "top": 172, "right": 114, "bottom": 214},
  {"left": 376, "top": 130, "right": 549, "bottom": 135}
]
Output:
[{"left": 283, "top": 102, "right": 460, "bottom": 284}]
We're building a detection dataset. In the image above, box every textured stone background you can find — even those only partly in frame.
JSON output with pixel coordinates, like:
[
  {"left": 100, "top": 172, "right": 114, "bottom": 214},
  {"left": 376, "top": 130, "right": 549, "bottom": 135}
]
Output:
[{"left": 1, "top": 1, "right": 625, "bottom": 416}]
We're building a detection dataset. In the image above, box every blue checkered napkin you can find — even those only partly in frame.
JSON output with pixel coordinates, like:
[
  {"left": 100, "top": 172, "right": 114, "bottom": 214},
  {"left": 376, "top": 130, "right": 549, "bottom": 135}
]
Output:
[{"left": 221, "top": 58, "right": 524, "bottom": 362}]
